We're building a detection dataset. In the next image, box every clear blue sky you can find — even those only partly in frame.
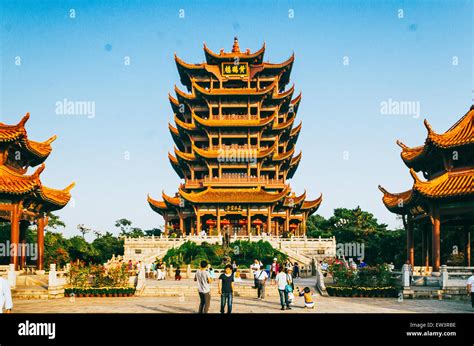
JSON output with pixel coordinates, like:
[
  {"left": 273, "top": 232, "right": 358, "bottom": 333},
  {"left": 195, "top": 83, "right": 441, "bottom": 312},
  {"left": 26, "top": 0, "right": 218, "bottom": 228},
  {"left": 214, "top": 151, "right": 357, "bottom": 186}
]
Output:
[{"left": 1, "top": 0, "right": 472, "bottom": 239}]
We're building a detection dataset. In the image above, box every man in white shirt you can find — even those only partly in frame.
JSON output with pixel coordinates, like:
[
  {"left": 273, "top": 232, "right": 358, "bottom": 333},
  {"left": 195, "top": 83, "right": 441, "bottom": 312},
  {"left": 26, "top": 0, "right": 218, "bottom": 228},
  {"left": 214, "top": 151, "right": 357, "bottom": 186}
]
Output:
[
  {"left": 255, "top": 265, "right": 269, "bottom": 300},
  {"left": 466, "top": 274, "right": 474, "bottom": 308},
  {"left": 275, "top": 268, "right": 292, "bottom": 310},
  {"left": 0, "top": 277, "right": 13, "bottom": 313},
  {"left": 250, "top": 259, "right": 260, "bottom": 288}
]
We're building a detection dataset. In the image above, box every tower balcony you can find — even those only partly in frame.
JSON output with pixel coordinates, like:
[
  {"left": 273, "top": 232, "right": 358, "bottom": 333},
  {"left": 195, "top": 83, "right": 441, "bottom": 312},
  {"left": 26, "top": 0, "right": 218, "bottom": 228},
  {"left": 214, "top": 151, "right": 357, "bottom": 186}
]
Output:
[{"left": 184, "top": 175, "right": 286, "bottom": 188}]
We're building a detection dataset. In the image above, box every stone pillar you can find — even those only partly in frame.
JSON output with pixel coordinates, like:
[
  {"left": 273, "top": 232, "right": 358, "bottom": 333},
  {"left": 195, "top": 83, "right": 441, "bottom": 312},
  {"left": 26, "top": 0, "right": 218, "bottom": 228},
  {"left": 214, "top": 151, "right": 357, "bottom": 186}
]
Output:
[
  {"left": 49, "top": 263, "right": 57, "bottom": 287},
  {"left": 440, "top": 265, "right": 448, "bottom": 289},
  {"left": 406, "top": 215, "right": 414, "bottom": 266},
  {"left": 186, "top": 264, "right": 191, "bottom": 278},
  {"left": 464, "top": 225, "right": 471, "bottom": 267},
  {"left": 7, "top": 263, "right": 17, "bottom": 288},
  {"left": 402, "top": 263, "right": 411, "bottom": 289},
  {"left": 37, "top": 216, "right": 45, "bottom": 270},
  {"left": 431, "top": 207, "right": 441, "bottom": 272},
  {"left": 10, "top": 204, "right": 20, "bottom": 270}
]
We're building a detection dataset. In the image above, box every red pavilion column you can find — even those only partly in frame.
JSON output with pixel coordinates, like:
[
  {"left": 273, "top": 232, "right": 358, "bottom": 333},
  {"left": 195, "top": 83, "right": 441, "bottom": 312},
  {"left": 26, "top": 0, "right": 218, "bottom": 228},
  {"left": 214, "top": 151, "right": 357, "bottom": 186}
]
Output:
[
  {"left": 465, "top": 225, "right": 471, "bottom": 267},
  {"left": 431, "top": 207, "right": 441, "bottom": 272},
  {"left": 10, "top": 203, "right": 20, "bottom": 270},
  {"left": 421, "top": 224, "right": 429, "bottom": 270},
  {"left": 37, "top": 216, "right": 45, "bottom": 270}
]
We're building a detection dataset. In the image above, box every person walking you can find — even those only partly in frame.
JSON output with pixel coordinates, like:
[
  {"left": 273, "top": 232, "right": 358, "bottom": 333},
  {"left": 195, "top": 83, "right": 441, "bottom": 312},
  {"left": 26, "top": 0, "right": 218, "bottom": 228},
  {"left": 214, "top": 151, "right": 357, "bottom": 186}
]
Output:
[
  {"left": 0, "top": 277, "right": 13, "bottom": 313},
  {"left": 276, "top": 267, "right": 292, "bottom": 310},
  {"left": 293, "top": 262, "right": 300, "bottom": 278},
  {"left": 250, "top": 259, "right": 260, "bottom": 289},
  {"left": 218, "top": 264, "right": 234, "bottom": 314},
  {"left": 467, "top": 273, "right": 474, "bottom": 308},
  {"left": 256, "top": 265, "right": 268, "bottom": 300},
  {"left": 194, "top": 260, "right": 212, "bottom": 313},
  {"left": 270, "top": 258, "right": 279, "bottom": 285}
]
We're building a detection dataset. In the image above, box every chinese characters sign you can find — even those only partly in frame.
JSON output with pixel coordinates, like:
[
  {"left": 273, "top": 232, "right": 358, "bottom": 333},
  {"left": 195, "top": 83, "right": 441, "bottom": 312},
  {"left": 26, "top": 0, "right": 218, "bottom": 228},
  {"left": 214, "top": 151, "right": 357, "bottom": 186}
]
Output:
[{"left": 221, "top": 62, "right": 249, "bottom": 77}]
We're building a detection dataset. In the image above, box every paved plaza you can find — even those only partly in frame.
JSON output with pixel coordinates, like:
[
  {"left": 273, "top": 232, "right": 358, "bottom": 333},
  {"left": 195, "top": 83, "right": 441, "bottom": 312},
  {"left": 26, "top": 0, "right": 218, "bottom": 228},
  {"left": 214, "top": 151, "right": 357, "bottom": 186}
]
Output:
[{"left": 12, "top": 276, "right": 474, "bottom": 314}]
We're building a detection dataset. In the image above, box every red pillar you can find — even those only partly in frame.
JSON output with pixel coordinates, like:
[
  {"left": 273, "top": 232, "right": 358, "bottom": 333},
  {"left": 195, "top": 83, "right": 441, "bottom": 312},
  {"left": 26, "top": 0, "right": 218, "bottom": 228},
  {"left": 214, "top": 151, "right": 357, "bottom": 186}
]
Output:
[
  {"left": 37, "top": 216, "right": 45, "bottom": 270},
  {"left": 465, "top": 225, "right": 471, "bottom": 267},
  {"left": 10, "top": 204, "right": 20, "bottom": 270},
  {"left": 421, "top": 225, "right": 429, "bottom": 269},
  {"left": 431, "top": 207, "right": 441, "bottom": 272}
]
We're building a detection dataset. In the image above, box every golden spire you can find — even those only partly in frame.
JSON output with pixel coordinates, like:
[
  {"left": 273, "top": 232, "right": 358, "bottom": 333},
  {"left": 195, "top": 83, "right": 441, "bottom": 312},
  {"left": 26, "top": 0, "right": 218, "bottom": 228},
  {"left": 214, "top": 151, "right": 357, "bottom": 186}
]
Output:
[{"left": 232, "top": 37, "right": 240, "bottom": 53}]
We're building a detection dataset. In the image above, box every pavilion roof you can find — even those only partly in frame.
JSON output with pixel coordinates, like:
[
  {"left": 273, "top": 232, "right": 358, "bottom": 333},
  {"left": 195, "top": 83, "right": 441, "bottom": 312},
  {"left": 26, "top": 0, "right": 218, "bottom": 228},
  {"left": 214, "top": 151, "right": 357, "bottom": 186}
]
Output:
[
  {"left": 397, "top": 106, "right": 473, "bottom": 169},
  {"left": 0, "top": 113, "right": 56, "bottom": 166},
  {"left": 178, "top": 186, "right": 289, "bottom": 204},
  {"left": 203, "top": 38, "right": 266, "bottom": 65},
  {"left": 0, "top": 164, "right": 43, "bottom": 195},
  {"left": 379, "top": 169, "right": 473, "bottom": 213},
  {"left": 301, "top": 194, "right": 323, "bottom": 213}
]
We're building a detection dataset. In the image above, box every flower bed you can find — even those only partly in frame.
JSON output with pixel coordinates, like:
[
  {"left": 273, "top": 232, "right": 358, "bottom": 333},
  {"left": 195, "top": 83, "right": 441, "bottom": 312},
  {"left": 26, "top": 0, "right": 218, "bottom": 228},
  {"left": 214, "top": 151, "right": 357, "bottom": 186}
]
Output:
[
  {"left": 326, "top": 286, "right": 398, "bottom": 298},
  {"left": 64, "top": 287, "right": 135, "bottom": 298}
]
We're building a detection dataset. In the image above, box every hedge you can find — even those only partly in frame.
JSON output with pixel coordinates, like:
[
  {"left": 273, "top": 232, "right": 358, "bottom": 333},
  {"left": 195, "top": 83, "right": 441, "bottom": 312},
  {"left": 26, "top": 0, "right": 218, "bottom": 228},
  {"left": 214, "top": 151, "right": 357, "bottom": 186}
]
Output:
[
  {"left": 325, "top": 286, "right": 398, "bottom": 298},
  {"left": 64, "top": 287, "right": 135, "bottom": 297}
]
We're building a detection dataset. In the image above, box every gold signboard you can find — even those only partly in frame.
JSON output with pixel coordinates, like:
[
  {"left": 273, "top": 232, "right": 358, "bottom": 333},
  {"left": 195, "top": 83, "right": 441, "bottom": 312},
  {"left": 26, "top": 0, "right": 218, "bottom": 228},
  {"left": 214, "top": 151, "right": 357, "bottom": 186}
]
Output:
[{"left": 221, "top": 62, "right": 249, "bottom": 77}]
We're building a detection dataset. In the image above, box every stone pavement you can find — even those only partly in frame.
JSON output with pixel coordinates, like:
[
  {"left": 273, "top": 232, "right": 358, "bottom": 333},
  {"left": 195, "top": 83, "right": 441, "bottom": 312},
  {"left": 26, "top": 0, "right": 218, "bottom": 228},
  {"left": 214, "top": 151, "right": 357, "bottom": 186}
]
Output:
[{"left": 12, "top": 294, "right": 474, "bottom": 314}]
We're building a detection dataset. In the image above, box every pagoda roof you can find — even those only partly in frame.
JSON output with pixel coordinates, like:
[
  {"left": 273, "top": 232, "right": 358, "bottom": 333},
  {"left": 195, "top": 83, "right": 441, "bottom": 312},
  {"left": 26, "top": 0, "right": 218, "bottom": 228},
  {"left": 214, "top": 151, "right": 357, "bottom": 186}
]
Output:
[
  {"left": 0, "top": 113, "right": 56, "bottom": 166},
  {"left": 301, "top": 194, "right": 323, "bottom": 213},
  {"left": 272, "top": 115, "right": 295, "bottom": 131},
  {"left": 283, "top": 191, "right": 306, "bottom": 207},
  {"left": 203, "top": 38, "right": 265, "bottom": 65},
  {"left": 34, "top": 183, "right": 74, "bottom": 211},
  {"left": 192, "top": 111, "right": 276, "bottom": 128},
  {"left": 273, "top": 147, "right": 295, "bottom": 161},
  {"left": 168, "top": 152, "right": 185, "bottom": 179},
  {"left": 147, "top": 194, "right": 168, "bottom": 215},
  {"left": 397, "top": 106, "right": 474, "bottom": 169},
  {"left": 379, "top": 169, "right": 473, "bottom": 214},
  {"left": 174, "top": 115, "right": 197, "bottom": 132},
  {"left": 178, "top": 185, "right": 289, "bottom": 204},
  {"left": 0, "top": 164, "right": 43, "bottom": 195},
  {"left": 287, "top": 151, "right": 302, "bottom": 179},
  {"left": 174, "top": 147, "right": 197, "bottom": 162}
]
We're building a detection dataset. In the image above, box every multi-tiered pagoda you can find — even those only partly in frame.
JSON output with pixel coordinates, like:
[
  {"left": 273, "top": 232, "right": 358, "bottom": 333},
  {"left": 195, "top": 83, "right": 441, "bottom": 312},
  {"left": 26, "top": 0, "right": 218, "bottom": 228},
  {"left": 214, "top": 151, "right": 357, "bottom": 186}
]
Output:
[
  {"left": 148, "top": 38, "right": 321, "bottom": 237},
  {"left": 379, "top": 106, "right": 473, "bottom": 272},
  {"left": 0, "top": 113, "right": 74, "bottom": 270}
]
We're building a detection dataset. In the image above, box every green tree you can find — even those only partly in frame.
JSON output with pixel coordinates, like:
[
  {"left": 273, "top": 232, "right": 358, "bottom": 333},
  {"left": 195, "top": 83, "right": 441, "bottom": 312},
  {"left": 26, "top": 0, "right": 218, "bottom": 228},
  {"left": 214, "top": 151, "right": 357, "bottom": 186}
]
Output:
[
  {"left": 115, "top": 219, "right": 145, "bottom": 238},
  {"left": 91, "top": 232, "right": 124, "bottom": 264}
]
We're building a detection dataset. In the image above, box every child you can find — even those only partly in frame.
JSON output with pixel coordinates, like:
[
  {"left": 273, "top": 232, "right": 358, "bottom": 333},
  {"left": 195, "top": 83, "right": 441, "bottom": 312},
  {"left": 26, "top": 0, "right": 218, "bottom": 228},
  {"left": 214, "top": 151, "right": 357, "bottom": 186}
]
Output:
[
  {"left": 297, "top": 287, "right": 315, "bottom": 309},
  {"left": 175, "top": 267, "right": 182, "bottom": 281}
]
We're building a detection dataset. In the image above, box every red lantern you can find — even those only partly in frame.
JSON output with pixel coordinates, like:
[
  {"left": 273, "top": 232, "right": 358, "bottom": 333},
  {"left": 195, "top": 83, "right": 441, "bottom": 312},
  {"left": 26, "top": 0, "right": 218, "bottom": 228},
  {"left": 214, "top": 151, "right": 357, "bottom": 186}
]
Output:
[
  {"left": 205, "top": 219, "right": 216, "bottom": 226},
  {"left": 289, "top": 223, "right": 298, "bottom": 229},
  {"left": 252, "top": 218, "right": 263, "bottom": 226},
  {"left": 238, "top": 219, "right": 246, "bottom": 226},
  {"left": 220, "top": 219, "right": 230, "bottom": 226}
]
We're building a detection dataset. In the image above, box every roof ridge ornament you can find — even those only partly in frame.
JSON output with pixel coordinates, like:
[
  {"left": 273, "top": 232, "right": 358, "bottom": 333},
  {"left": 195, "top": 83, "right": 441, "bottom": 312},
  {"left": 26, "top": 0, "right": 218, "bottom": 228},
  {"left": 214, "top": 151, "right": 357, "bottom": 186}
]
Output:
[
  {"left": 232, "top": 37, "right": 240, "bottom": 53},
  {"left": 423, "top": 119, "right": 434, "bottom": 134}
]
